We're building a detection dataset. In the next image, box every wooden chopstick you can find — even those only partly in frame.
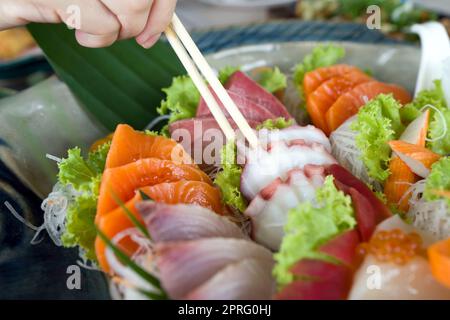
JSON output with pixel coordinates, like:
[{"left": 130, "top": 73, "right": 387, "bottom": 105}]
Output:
[
  {"left": 165, "top": 26, "right": 236, "bottom": 141},
  {"left": 168, "top": 14, "right": 259, "bottom": 149}
]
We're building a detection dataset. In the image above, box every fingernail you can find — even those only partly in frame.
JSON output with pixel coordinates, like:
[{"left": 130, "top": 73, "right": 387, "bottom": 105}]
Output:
[{"left": 140, "top": 33, "right": 161, "bottom": 49}]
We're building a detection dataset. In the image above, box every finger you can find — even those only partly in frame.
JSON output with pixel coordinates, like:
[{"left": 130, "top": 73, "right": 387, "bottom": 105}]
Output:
[
  {"left": 75, "top": 30, "right": 118, "bottom": 48},
  {"left": 101, "top": 0, "right": 153, "bottom": 40},
  {"left": 0, "top": 0, "right": 61, "bottom": 29},
  {"left": 139, "top": 32, "right": 161, "bottom": 49},
  {"left": 135, "top": 0, "right": 176, "bottom": 47},
  {"left": 35, "top": 0, "right": 121, "bottom": 36}
]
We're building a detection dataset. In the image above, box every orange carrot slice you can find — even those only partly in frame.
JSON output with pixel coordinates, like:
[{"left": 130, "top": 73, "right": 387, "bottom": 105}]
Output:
[
  {"left": 384, "top": 111, "right": 429, "bottom": 211},
  {"left": 96, "top": 158, "right": 212, "bottom": 222},
  {"left": 96, "top": 181, "right": 224, "bottom": 272},
  {"left": 325, "top": 81, "right": 412, "bottom": 133},
  {"left": 105, "top": 124, "right": 193, "bottom": 169},
  {"left": 303, "top": 64, "right": 361, "bottom": 95},
  {"left": 428, "top": 237, "right": 450, "bottom": 288},
  {"left": 384, "top": 157, "right": 419, "bottom": 212},
  {"left": 306, "top": 71, "right": 372, "bottom": 133},
  {"left": 389, "top": 140, "right": 441, "bottom": 178}
]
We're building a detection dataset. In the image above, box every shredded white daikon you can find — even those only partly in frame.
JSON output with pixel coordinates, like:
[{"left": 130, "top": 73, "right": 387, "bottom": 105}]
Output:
[
  {"left": 406, "top": 180, "right": 450, "bottom": 241},
  {"left": 77, "top": 248, "right": 100, "bottom": 271},
  {"left": 329, "top": 116, "right": 383, "bottom": 191},
  {"left": 144, "top": 115, "right": 171, "bottom": 131},
  {"left": 106, "top": 228, "right": 158, "bottom": 300},
  {"left": 4, "top": 183, "right": 75, "bottom": 246},
  {"left": 38, "top": 183, "right": 77, "bottom": 246}
]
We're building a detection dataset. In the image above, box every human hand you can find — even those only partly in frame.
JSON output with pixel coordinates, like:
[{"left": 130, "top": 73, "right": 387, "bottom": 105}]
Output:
[{"left": 0, "top": 0, "right": 177, "bottom": 48}]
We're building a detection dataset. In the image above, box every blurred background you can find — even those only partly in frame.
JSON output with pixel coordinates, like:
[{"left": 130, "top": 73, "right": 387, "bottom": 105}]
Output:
[{"left": 1, "top": 0, "right": 449, "bottom": 93}]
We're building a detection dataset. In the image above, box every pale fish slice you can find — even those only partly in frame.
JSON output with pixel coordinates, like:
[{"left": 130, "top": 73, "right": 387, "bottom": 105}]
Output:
[
  {"left": 155, "top": 238, "right": 273, "bottom": 299},
  {"left": 136, "top": 202, "right": 247, "bottom": 242},
  {"left": 185, "top": 258, "right": 276, "bottom": 300}
]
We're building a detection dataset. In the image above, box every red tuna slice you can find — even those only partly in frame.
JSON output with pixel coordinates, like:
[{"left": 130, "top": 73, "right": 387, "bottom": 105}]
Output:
[
  {"left": 225, "top": 71, "right": 292, "bottom": 119},
  {"left": 326, "top": 164, "right": 391, "bottom": 223},
  {"left": 275, "top": 278, "right": 349, "bottom": 300},
  {"left": 318, "top": 229, "right": 360, "bottom": 266},
  {"left": 169, "top": 117, "right": 260, "bottom": 165},
  {"left": 348, "top": 188, "right": 377, "bottom": 242},
  {"left": 276, "top": 259, "right": 353, "bottom": 300},
  {"left": 290, "top": 259, "right": 352, "bottom": 283},
  {"left": 196, "top": 89, "right": 278, "bottom": 122}
]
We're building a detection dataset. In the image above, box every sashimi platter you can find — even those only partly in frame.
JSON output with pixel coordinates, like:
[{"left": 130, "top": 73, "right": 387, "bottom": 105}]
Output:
[{"left": 38, "top": 22, "right": 450, "bottom": 300}]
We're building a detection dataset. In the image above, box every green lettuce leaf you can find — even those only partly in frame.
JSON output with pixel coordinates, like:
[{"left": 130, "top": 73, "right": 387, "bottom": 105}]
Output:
[
  {"left": 61, "top": 178, "right": 100, "bottom": 260},
  {"left": 351, "top": 94, "right": 405, "bottom": 182},
  {"left": 257, "top": 67, "right": 287, "bottom": 93},
  {"left": 86, "top": 142, "right": 110, "bottom": 175},
  {"left": 406, "top": 80, "right": 447, "bottom": 112},
  {"left": 218, "top": 66, "right": 240, "bottom": 84},
  {"left": 273, "top": 176, "right": 355, "bottom": 287},
  {"left": 401, "top": 79, "right": 446, "bottom": 123},
  {"left": 157, "top": 76, "right": 200, "bottom": 124},
  {"left": 59, "top": 143, "right": 110, "bottom": 260},
  {"left": 214, "top": 140, "right": 247, "bottom": 213},
  {"left": 58, "top": 148, "right": 96, "bottom": 189},
  {"left": 429, "top": 108, "right": 450, "bottom": 155},
  {"left": 424, "top": 157, "right": 450, "bottom": 206},
  {"left": 400, "top": 80, "right": 449, "bottom": 155},
  {"left": 256, "top": 117, "right": 294, "bottom": 130},
  {"left": 293, "top": 44, "right": 345, "bottom": 88}
]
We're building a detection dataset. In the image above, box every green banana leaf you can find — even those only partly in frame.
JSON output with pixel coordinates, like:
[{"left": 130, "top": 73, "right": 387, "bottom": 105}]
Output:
[{"left": 27, "top": 23, "right": 185, "bottom": 131}]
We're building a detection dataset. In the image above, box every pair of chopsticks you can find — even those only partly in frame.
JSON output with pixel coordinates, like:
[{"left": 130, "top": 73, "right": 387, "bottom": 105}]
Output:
[{"left": 164, "top": 14, "right": 259, "bottom": 149}]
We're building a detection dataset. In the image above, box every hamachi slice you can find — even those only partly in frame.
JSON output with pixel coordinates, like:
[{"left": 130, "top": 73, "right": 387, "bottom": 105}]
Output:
[
  {"left": 105, "top": 124, "right": 193, "bottom": 169},
  {"left": 326, "top": 81, "right": 412, "bottom": 133},
  {"left": 303, "top": 64, "right": 362, "bottom": 95},
  {"left": 155, "top": 238, "right": 273, "bottom": 299},
  {"left": 136, "top": 202, "right": 246, "bottom": 243},
  {"left": 185, "top": 258, "right": 275, "bottom": 300},
  {"left": 306, "top": 71, "right": 372, "bottom": 132},
  {"left": 96, "top": 158, "right": 212, "bottom": 218},
  {"left": 257, "top": 125, "right": 331, "bottom": 153},
  {"left": 241, "top": 141, "right": 336, "bottom": 200},
  {"left": 95, "top": 181, "right": 223, "bottom": 272},
  {"left": 349, "top": 215, "right": 450, "bottom": 300},
  {"left": 196, "top": 89, "right": 278, "bottom": 122},
  {"left": 245, "top": 166, "right": 326, "bottom": 250},
  {"left": 225, "top": 71, "right": 292, "bottom": 119}
]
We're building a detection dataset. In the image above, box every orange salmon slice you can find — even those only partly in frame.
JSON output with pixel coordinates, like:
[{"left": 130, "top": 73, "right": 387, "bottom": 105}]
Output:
[
  {"left": 306, "top": 70, "right": 372, "bottom": 132},
  {"left": 303, "top": 64, "right": 362, "bottom": 95},
  {"left": 326, "top": 81, "right": 412, "bottom": 133},
  {"left": 105, "top": 124, "right": 193, "bottom": 169},
  {"left": 96, "top": 158, "right": 212, "bottom": 220}
]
